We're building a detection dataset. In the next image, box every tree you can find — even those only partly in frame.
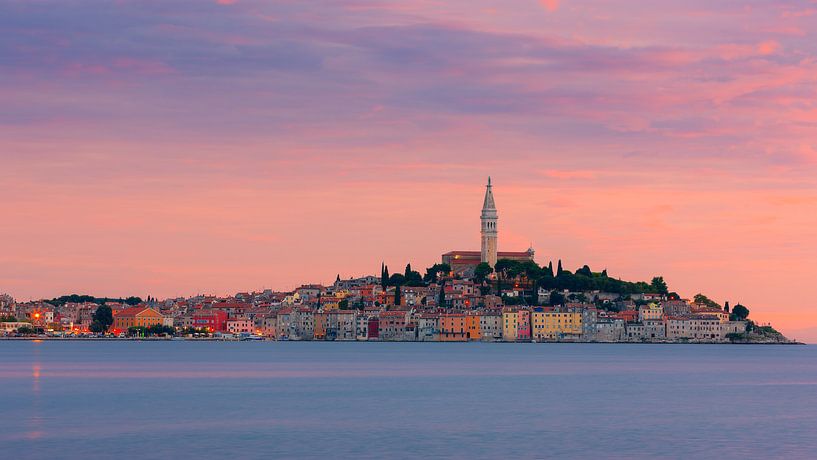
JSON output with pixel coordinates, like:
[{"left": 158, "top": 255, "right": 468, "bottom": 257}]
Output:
[
  {"left": 724, "top": 301, "right": 730, "bottom": 313},
  {"left": 90, "top": 305, "right": 114, "bottom": 333},
  {"left": 438, "top": 281, "right": 446, "bottom": 308},
  {"left": 338, "top": 299, "right": 349, "bottom": 310},
  {"left": 576, "top": 265, "right": 592, "bottom": 277},
  {"left": 394, "top": 285, "right": 401, "bottom": 306},
  {"left": 474, "top": 262, "right": 494, "bottom": 284},
  {"left": 731, "top": 304, "right": 750, "bottom": 321},
  {"left": 403, "top": 264, "right": 424, "bottom": 286},
  {"left": 545, "top": 261, "right": 554, "bottom": 278},
  {"left": 382, "top": 265, "right": 389, "bottom": 289},
  {"left": 424, "top": 263, "right": 451, "bottom": 283},
  {"left": 549, "top": 291, "right": 565, "bottom": 306},
  {"left": 693, "top": 294, "right": 721, "bottom": 309},
  {"left": 17, "top": 325, "right": 36, "bottom": 335},
  {"left": 388, "top": 273, "right": 406, "bottom": 286},
  {"left": 495, "top": 259, "right": 522, "bottom": 279},
  {"left": 519, "top": 260, "right": 542, "bottom": 280},
  {"left": 557, "top": 259, "right": 563, "bottom": 276},
  {"left": 650, "top": 276, "right": 668, "bottom": 295}
]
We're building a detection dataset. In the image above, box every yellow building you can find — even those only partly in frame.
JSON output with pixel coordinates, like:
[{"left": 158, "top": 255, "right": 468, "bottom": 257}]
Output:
[
  {"left": 113, "top": 307, "right": 168, "bottom": 331},
  {"left": 638, "top": 303, "right": 663, "bottom": 322},
  {"left": 502, "top": 309, "right": 518, "bottom": 342},
  {"left": 531, "top": 310, "right": 582, "bottom": 340}
]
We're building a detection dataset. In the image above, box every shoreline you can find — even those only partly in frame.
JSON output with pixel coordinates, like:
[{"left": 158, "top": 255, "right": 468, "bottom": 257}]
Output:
[{"left": 0, "top": 337, "right": 804, "bottom": 345}]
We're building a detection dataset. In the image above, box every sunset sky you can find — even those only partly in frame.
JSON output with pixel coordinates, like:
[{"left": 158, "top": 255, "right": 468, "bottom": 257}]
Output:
[{"left": 1, "top": 0, "right": 816, "bottom": 340}]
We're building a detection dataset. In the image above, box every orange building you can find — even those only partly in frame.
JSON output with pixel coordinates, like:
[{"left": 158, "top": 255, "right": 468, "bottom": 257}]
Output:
[
  {"left": 314, "top": 312, "right": 328, "bottom": 340},
  {"left": 466, "top": 312, "right": 482, "bottom": 341},
  {"left": 113, "top": 307, "right": 168, "bottom": 332},
  {"left": 440, "top": 313, "right": 467, "bottom": 341}
]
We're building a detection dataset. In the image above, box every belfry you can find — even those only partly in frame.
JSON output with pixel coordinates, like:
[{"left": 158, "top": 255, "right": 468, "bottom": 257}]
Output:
[{"left": 480, "top": 177, "right": 498, "bottom": 267}]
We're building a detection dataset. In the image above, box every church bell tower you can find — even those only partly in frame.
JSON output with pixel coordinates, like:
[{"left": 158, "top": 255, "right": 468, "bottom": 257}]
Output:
[{"left": 481, "top": 177, "right": 498, "bottom": 267}]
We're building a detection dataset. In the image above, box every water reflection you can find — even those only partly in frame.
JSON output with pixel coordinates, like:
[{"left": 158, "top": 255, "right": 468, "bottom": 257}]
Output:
[{"left": 27, "top": 345, "right": 43, "bottom": 440}]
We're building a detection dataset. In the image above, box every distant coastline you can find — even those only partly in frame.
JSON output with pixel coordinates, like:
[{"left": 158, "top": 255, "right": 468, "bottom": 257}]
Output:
[{"left": 1, "top": 337, "right": 802, "bottom": 345}]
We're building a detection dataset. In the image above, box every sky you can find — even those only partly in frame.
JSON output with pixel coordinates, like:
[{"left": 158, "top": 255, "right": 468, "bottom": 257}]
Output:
[{"left": 1, "top": 0, "right": 816, "bottom": 340}]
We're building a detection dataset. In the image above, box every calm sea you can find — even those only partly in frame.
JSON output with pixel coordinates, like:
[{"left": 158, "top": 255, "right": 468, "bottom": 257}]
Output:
[{"left": 1, "top": 341, "right": 815, "bottom": 459}]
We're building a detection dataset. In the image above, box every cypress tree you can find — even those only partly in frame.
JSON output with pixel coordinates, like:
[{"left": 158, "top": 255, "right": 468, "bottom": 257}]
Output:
[
  {"left": 394, "top": 285, "right": 401, "bottom": 306},
  {"left": 382, "top": 265, "right": 389, "bottom": 289},
  {"left": 557, "top": 259, "right": 563, "bottom": 276},
  {"left": 438, "top": 281, "right": 446, "bottom": 308},
  {"left": 404, "top": 263, "right": 412, "bottom": 279}
]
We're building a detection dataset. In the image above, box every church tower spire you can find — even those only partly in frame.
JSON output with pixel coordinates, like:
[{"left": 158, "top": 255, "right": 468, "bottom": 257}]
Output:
[{"left": 481, "top": 176, "right": 498, "bottom": 267}]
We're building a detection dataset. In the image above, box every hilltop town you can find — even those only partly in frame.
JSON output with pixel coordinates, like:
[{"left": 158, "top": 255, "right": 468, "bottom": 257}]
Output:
[{"left": 0, "top": 179, "right": 791, "bottom": 344}]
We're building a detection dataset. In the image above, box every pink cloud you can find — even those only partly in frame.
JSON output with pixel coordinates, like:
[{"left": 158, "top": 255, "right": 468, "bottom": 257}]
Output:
[
  {"left": 542, "top": 169, "right": 598, "bottom": 180},
  {"left": 539, "top": 0, "right": 560, "bottom": 12},
  {"left": 757, "top": 40, "right": 781, "bottom": 55}
]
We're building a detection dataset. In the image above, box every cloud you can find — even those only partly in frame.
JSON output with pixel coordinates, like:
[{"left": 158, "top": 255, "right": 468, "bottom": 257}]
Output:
[
  {"left": 542, "top": 169, "right": 598, "bottom": 180},
  {"left": 757, "top": 40, "right": 781, "bottom": 55}
]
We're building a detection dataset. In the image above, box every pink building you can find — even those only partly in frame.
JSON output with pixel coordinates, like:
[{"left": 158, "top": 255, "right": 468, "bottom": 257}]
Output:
[{"left": 517, "top": 309, "right": 531, "bottom": 341}]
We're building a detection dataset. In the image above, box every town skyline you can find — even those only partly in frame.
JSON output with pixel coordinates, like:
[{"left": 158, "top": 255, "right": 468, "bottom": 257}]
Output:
[{"left": 2, "top": 177, "right": 803, "bottom": 342}]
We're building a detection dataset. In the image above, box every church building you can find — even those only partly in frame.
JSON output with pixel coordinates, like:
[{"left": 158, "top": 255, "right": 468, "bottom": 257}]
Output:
[{"left": 441, "top": 177, "right": 535, "bottom": 276}]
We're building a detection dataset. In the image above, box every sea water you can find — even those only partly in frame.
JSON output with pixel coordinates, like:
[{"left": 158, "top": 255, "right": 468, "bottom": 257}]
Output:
[{"left": 1, "top": 341, "right": 815, "bottom": 459}]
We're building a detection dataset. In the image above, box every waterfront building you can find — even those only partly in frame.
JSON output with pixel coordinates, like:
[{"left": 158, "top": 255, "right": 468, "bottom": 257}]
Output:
[
  {"left": 465, "top": 312, "right": 482, "bottom": 340},
  {"left": 440, "top": 313, "right": 467, "bottom": 341},
  {"left": 367, "top": 316, "right": 380, "bottom": 340},
  {"left": 356, "top": 314, "right": 371, "bottom": 340},
  {"left": 193, "top": 309, "right": 228, "bottom": 333},
  {"left": 479, "top": 310, "right": 503, "bottom": 341},
  {"left": 275, "top": 308, "right": 294, "bottom": 339},
  {"left": 502, "top": 308, "right": 518, "bottom": 341},
  {"left": 292, "top": 307, "right": 314, "bottom": 340},
  {"left": 261, "top": 314, "right": 277, "bottom": 338},
  {"left": 644, "top": 319, "right": 667, "bottom": 340},
  {"left": 625, "top": 322, "right": 646, "bottom": 341},
  {"left": 531, "top": 309, "right": 583, "bottom": 341},
  {"left": 113, "top": 306, "right": 171, "bottom": 332},
  {"left": 417, "top": 313, "right": 440, "bottom": 341},
  {"left": 0, "top": 322, "right": 32, "bottom": 333},
  {"left": 517, "top": 309, "right": 531, "bottom": 341},
  {"left": 327, "top": 310, "right": 357, "bottom": 341},
  {"left": 314, "top": 312, "right": 328, "bottom": 340},
  {"left": 666, "top": 316, "right": 723, "bottom": 341},
  {"left": 593, "top": 318, "right": 625, "bottom": 341},
  {"left": 226, "top": 318, "right": 254, "bottom": 335},
  {"left": 379, "top": 310, "right": 408, "bottom": 341}
]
